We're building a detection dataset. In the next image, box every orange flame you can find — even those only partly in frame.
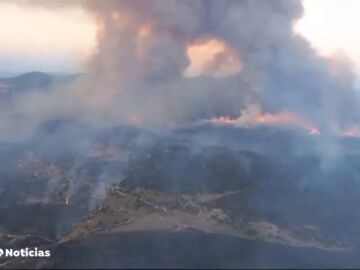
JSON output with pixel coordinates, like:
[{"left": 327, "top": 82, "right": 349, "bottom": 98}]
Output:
[
  {"left": 255, "top": 111, "right": 303, "bottom": 125},
  {"left": 209, "top": 105, "right": 319, "bottom": 136},
  {"left": 210, "top": 116, "right": 236, "bottom": 124},
  {"left": 342, "top": 126, "right": 360, "bottom": 137},
  {"left": 309, "top": 127, "right": 320, "bottom": 136},
  {"left": 208, "top": 109, "right": 360, "bottom": 138}
]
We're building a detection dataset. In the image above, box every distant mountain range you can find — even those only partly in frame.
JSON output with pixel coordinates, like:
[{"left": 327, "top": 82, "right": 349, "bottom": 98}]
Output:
[{"left": 0, "top": 71, "right": 79, "bottom": 95}]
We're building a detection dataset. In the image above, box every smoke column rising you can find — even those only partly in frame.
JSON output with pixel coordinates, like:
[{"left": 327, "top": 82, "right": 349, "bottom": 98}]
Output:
[
  {"left": 1, "top": 0, "right": 359, "bottom": 140},
  {"left": 77, "top": 0, "right": 360, "bottom": 132}
]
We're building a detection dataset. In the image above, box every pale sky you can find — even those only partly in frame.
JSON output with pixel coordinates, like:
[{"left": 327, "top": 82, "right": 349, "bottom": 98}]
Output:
[
  {"left": 295, "top": 0, "right": 360, "bottom": 76},
  {"left": 0, "top": 1, "right": 96, "bottom": 75},
  {"left": 0, "top": 0, "right": 359, "bottom": 77}
]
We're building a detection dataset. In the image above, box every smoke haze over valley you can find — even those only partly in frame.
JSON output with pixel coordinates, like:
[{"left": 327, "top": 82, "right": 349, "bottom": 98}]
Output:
[{"left": 1, "top": 0, "right": 360, "bottom": 269}]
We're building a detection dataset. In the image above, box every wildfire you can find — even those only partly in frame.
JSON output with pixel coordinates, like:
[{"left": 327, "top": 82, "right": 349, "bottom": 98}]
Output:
[
  {"left": 210, "top": 116, "right": 237, "bottom": 125},
  {"left": 255, "top": 111, "right": 303, "bottom": 126},
  {"left": 208, "top": 105, "right": 319, "bottom": 135},
  {"left": 208, "top": 108, "right": 360, "bottom": 138},
  {"left": 342, "top": 126, "right": 360, "bottom": 137},
  {"left": 309, "top": 128, "right": 320, "bottom": 136}
]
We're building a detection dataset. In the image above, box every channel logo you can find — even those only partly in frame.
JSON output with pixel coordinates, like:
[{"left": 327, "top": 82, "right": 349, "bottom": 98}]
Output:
[{"left": 0, "top": 247, "right": 50, "bottom": 258}]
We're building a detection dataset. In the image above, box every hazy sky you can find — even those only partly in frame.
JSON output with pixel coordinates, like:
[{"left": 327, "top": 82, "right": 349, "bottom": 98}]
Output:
[
  {"left": 0, "top": 1, "right": 96, "bottom": 75},
  {"left": 295, "top": 0, "right": 360, "bottom": 74},
  {"left": 0, "top": 0, "right": 359, "bottom": 76}
]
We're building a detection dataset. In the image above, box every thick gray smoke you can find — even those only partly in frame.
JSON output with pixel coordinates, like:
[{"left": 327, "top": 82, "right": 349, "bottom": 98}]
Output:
[
  {"left": 80, "top": 0, "right": 295, "bottom": 127},
  {"left": 2, "top": 0, "right": 359, "bottom": 140},
  {"left": 3, "top": 2, "right": 360, "bottom": 252},
  {"left": 80, "top": 0, "right": 359, "bottom": 131}
]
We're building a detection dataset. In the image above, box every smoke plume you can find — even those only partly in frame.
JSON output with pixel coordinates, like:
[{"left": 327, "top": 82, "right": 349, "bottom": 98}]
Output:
[
  {"left": 78, "top": 0, "right": 359, "bottom": 132},
  {"left": 2, "top": 0, "right": 358, "bottom": 140}
]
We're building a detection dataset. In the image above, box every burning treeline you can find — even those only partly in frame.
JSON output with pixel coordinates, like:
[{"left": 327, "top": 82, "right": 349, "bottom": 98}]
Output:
[
  {"left": 208, "top": 104, "right": 360, "bottom": 137},
  {"left": 208, "top": 104, "right": 320, "bottom": 136}
]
